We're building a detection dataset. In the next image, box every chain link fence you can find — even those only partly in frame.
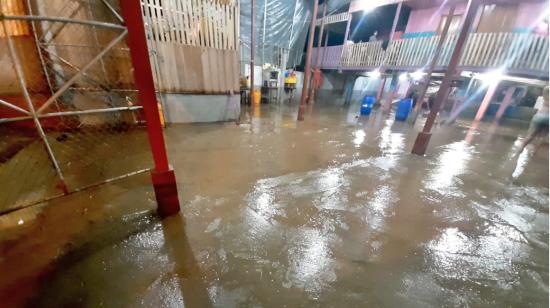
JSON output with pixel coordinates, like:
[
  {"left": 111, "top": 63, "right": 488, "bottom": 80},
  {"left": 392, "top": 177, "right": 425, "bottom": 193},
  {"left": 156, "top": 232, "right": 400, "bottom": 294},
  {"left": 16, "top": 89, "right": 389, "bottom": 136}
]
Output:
[{"left": 0, "top": 0, "right": 154, "bottom": 214}]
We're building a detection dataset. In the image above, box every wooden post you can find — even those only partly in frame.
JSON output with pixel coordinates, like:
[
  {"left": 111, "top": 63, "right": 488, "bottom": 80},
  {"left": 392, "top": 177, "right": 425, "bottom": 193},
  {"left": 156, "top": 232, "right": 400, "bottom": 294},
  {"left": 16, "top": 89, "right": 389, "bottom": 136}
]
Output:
[
  {"left": 410, "top": 5, "right": 456, "bottom": 123},
  {"left": 298, "top": 0, "right": 319, "bottom": 121},
  {"left": 412, "top": 0, "right": 480, "bottom": 156}
]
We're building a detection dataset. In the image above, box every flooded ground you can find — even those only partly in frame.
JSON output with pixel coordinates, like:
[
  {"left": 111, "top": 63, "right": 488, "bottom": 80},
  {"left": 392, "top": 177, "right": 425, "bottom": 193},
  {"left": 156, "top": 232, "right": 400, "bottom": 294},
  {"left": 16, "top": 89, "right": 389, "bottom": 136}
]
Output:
[{"left": 1, "top": 92, "right": 548, "bottom": 307}]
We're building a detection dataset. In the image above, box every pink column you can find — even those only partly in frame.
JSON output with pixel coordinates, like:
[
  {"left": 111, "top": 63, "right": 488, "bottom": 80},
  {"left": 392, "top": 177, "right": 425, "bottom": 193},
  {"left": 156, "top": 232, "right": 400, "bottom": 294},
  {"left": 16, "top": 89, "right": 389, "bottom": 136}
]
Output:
[
  {"left": 474, "top": 82, "right": 499, "bottom": 121},
  {"left": 376, "top": 77, "right": 386, "bottom": 102},
  {"left": 494, "top": 86, "right": 516, "bottom": 122}
]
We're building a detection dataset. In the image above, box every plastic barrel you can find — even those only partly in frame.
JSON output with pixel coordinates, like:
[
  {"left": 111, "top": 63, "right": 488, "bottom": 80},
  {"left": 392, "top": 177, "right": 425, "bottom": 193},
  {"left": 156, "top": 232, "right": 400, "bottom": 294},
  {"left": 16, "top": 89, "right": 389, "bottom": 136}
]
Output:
[
  {"left": 395, "top": 98, "right": 413, "bottom": 121},
  {"left": 360, "top": 96, "right": 376, "bottom": 116}
]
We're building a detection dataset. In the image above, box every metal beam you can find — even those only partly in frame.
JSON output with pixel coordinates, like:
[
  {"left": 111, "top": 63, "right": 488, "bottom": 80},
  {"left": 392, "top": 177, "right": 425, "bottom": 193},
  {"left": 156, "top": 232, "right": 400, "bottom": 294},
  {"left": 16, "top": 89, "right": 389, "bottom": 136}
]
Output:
[
  {"left": 0, "top": 14, "right": 125, "bottom": 30},
  {"left": 36, "top": 30, "right": 128, "bottom": 114},
  {"left": 1, "top": 19, "right": 69, "bottom": 193},
  {"left": 39, "top": 106, "right": 143, "bottom": 119},
  {"left": 0, "top": 99, "right": 30, "bottom": 115},
  {"left": 100, "top": 0, "right": 124, "bottom": 23}
]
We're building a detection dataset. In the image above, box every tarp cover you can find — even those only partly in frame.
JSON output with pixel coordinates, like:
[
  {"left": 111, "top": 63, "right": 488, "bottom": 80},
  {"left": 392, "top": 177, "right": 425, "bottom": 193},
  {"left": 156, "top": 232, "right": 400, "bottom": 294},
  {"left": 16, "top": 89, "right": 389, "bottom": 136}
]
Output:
[{"left": 239, "top": 0, "right": 313, "bottom": 69}]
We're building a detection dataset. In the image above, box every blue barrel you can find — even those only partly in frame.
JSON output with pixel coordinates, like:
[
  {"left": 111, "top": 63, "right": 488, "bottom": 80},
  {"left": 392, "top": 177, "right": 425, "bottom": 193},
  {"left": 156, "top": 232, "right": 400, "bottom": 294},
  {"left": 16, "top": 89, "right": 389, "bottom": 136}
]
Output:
[
  {"left": 360, "top": 96, "right": 376, "bottom": 116},
  {"left": 395, "top": 98, "right": 413, "bottom": 121}
]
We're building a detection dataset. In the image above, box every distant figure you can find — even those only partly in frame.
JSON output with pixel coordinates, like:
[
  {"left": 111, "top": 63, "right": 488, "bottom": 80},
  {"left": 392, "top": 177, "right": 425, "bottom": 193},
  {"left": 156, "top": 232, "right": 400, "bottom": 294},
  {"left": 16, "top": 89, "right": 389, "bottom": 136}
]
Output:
[
  {"left": 369, "top": 31, "right": 378, "bottom": 42},
  {"left": 406, "top": 87, "right": 419, "bottom": 108},
  {"left": 516, "top": 86, "right": 549, "bottom": 155}
]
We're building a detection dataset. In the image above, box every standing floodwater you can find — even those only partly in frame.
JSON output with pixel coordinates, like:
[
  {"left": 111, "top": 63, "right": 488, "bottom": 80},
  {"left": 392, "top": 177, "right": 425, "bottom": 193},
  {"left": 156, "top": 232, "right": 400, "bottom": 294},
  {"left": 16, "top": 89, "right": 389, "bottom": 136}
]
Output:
[{"left": 2, "top": 95, "right": 548, "bottom": 307}]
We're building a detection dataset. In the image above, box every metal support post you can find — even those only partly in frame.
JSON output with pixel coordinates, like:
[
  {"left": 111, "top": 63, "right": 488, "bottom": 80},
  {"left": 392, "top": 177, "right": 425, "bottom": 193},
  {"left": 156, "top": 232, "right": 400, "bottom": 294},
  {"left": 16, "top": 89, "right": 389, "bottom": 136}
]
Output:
[
  {"left": 1, "top": 19, "right": 69, "bottom": 194},
  {"left": 410, "top": 5, "right": 456, "bottom": 124},
  {"left": 377, "top": 2, "right": 401, "bottom": 109},
  {"left": 411, "top": 0, "right": 480, "bottom": 156},
  {"left": 298, "top": 0, "right": 319, "bottom": 121},
  {"left": 120, "top": 0, "right": 180, "bottom": 217},
  {"left": 338, "top": 13, "right": 352, "bottom": 71},
  {"left": 250, "top": 0, "right": 256, "bottom": 100},
  {"left": 322, "top": 31, "right": 330, "bottom": 65},
  {"left": 262, "top": 0, "right": 268, "bottom": 66}
]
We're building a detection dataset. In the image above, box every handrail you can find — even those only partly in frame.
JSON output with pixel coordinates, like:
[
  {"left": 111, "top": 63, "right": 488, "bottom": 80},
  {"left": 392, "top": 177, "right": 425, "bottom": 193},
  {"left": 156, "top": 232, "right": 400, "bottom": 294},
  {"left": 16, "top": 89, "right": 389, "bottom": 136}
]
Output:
[{"left": 313, "top": 32, "right": 549, "bottom": 75}]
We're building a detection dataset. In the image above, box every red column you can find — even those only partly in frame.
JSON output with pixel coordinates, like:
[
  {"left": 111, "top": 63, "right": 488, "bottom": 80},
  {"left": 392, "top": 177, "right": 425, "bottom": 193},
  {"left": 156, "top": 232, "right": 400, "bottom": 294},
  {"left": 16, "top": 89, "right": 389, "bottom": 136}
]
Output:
[
  {"left": 377, "top": 2, "right": 401, "bottom": 107},
  {"left": 298, "top": 0, "right": 319, "bottom": 121},
  {"left": 411, "top": 0, "right": 480, "bottom": 156},
  {"left": 120, "top": 0, "right": 180, "bottom": 217},
  {"left": 410, "top": 5, "right": 456, "bottom": 124}
]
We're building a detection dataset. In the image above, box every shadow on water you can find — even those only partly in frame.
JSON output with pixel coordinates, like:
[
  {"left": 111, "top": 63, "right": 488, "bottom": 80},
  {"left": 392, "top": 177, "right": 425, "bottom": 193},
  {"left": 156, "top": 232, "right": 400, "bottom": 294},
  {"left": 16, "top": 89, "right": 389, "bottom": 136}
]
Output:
[
  {"left": 26, "top": 212, "right": 212, "bottom": 307},
  {"left": 160, "top": 214, "right": 212, "bottom": 308}
]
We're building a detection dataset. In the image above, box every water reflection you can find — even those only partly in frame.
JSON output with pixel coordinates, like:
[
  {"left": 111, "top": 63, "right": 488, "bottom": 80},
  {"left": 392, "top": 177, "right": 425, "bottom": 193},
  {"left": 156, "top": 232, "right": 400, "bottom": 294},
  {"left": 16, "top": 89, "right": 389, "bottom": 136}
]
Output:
[
  {"left": 352, "top": 129, "right": 366, "bottom": 147},
  {"left": 425, "top": 141, "right": 474, "bottom": 197},
  {"left": 378, "top": 118, "right": 404, "bottom": 156},
  {"left": 284, "top": 229, "right": 337, "bottom": 297}
]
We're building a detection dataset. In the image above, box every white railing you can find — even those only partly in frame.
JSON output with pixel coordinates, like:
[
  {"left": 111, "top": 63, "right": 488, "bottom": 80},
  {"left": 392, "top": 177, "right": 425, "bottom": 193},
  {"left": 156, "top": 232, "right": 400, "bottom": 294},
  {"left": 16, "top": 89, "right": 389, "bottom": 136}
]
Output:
[
  {"left": 315, "top": 12, "right": 350, "bottom": 26},
  {"left": 313, "top": 32, "right": 549, "bottom": 75},
  {"left": 342, "top": 41, "right": 386, "bottom": 67},
  {"left": 312, "top": 45, "right": 343, "bottom": 68}
]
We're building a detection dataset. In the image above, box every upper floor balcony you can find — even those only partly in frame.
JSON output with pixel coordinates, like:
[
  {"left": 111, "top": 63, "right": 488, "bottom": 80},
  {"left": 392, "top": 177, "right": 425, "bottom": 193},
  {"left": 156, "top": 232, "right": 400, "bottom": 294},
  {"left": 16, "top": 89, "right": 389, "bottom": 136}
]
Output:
[
  {"left": 312, "top": 0, "right": 549, "bottom": 79},
  {"left": 312, "top": 31, "right": 549, "bottom": 78}
]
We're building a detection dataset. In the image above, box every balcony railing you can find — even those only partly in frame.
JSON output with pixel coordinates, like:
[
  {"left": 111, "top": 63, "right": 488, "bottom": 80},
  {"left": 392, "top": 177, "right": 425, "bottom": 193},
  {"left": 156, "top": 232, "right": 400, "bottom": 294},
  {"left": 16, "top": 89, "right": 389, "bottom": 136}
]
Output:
[{"left": 312, "top": 32, "right": 549, "bottom": 77}]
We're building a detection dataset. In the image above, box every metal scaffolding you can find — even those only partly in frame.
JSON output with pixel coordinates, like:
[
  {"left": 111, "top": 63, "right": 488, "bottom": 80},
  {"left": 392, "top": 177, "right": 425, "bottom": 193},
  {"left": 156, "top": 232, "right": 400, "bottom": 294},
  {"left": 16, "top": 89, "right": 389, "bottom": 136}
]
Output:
[{"left": 0, "top": 0, "right": 178, "bottom": 215}]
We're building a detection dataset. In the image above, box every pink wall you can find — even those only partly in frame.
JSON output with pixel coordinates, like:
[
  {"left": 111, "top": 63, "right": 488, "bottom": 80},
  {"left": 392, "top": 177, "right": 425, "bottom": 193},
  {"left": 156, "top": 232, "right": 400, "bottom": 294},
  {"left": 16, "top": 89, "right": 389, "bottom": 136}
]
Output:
[
  {"left": 405, "top": 3, "right": 467, "bottom": 33},
  {"left": 515, "top": 1, "right": 549, "bottom": 29},
  {"left": 405, "top": 1, "right": 549, "bottom": 35}
]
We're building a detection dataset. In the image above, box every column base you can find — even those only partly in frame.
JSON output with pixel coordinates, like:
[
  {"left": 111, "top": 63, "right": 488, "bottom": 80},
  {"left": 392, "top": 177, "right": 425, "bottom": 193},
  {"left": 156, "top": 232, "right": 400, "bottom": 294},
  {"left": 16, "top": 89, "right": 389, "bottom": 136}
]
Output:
[
  {"left": 411, "top": 132, "right": 432, "bottom": 156},
  {"left": 297, "top": 105, "right": 306, "bottom": 121},
  {"left": 151, "top": 169, "right": 181, "bottom": 217}
]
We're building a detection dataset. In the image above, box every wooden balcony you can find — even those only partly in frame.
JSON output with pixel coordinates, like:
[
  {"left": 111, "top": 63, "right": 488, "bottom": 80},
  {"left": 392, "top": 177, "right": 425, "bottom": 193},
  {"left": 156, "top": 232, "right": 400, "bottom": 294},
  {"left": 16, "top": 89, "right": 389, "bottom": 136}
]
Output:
[{"left": 312, "top": 32, "right": 549, "bottom": 78}]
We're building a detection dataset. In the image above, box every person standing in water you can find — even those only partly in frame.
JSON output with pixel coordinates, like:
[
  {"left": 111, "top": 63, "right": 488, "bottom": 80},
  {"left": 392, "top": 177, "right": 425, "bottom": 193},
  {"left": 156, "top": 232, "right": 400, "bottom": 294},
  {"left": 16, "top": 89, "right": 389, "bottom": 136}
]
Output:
[{"left": 516, "top": 86, "right": 549, "bottom": 154}]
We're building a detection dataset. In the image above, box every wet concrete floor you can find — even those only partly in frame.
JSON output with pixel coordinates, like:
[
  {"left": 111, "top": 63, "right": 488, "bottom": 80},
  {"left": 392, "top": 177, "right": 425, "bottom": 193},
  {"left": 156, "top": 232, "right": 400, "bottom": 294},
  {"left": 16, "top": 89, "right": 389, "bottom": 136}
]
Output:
[{"left": 1, "top": 93, "right": 548, "bottom": 307}]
